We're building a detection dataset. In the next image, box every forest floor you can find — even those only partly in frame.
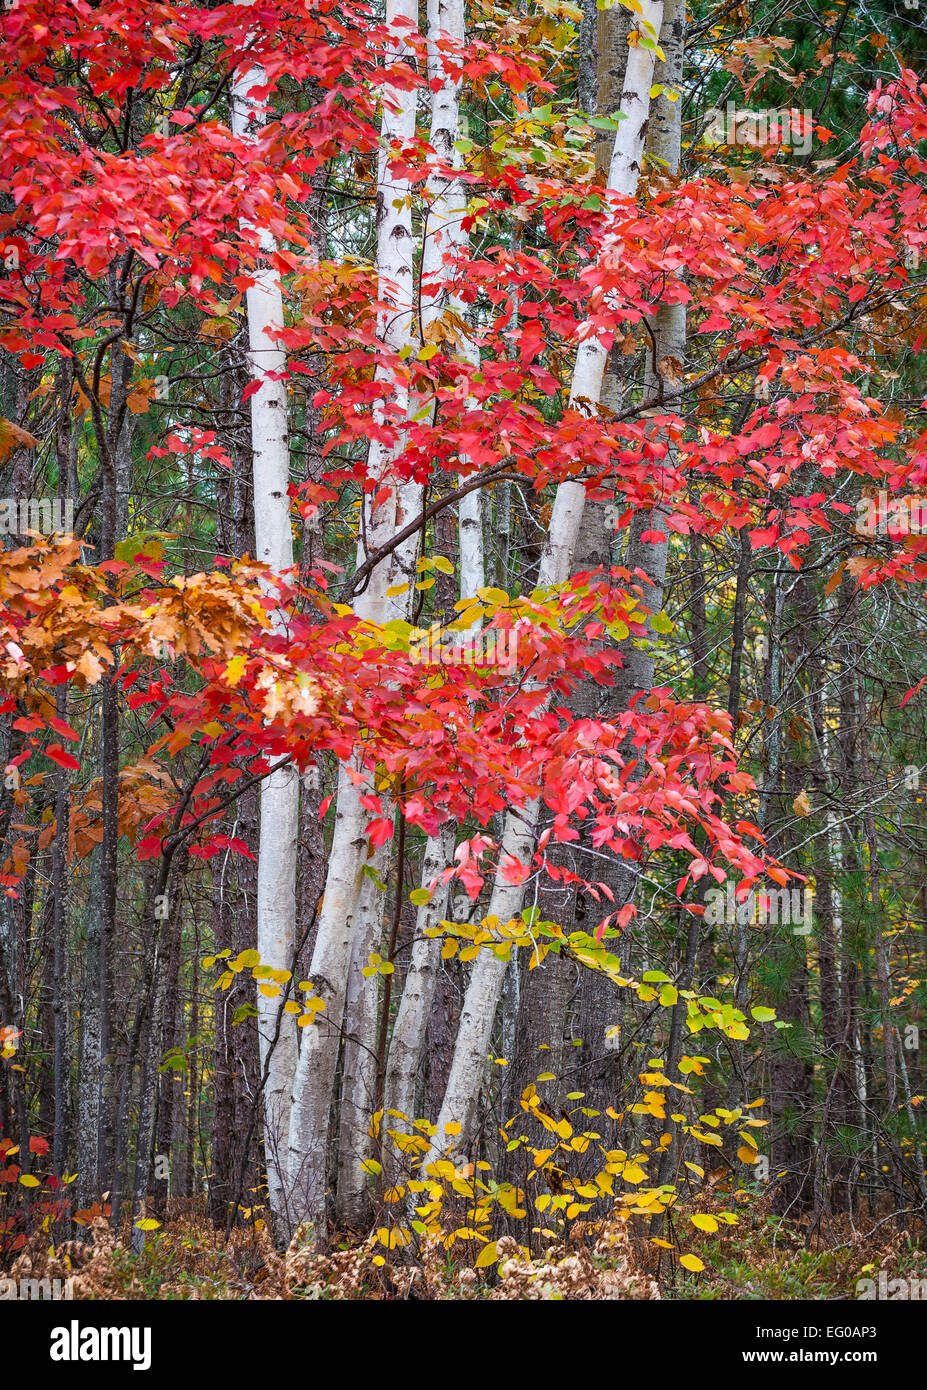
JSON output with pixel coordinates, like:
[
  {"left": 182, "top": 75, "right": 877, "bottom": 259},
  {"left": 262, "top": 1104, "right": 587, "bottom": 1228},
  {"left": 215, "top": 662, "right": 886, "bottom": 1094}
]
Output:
[{"left": 3, "top": 1191, "right": 924, "bottom": 1300}]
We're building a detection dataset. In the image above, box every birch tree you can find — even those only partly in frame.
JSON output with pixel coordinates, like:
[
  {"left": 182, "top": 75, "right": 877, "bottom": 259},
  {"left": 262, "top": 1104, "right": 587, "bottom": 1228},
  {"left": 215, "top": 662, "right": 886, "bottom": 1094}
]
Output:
[
  {"left": 286, "top": 0, "right": 422, "bottom": 1231},
  {"left": 230, "top": 38, "right": 300, "bottom": 1229},
  {"left": 376, "top": 0, "right": 487, "bottom": 1148},
  {"left": 332, "top": 0, "right": 481, "bottom": 1225},
  {"left": 423, "top": 0, "right": 667, "bottom": 1162}
]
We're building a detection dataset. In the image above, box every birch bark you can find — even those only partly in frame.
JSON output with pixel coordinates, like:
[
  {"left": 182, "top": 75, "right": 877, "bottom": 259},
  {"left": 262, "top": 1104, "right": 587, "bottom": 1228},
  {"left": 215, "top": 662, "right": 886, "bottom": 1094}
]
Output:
[
  {"left": 335, "top": 0, "right": 476, "bottom": 1221},
  {"left": 422, "top": 1, "right": 666, "bottom": 1162},
  {"left": 230, "top": 36, "right": 300, "bottom": 1229},
  {"left": 287, "top": 0, "right": 421, "bottom": 1230}
]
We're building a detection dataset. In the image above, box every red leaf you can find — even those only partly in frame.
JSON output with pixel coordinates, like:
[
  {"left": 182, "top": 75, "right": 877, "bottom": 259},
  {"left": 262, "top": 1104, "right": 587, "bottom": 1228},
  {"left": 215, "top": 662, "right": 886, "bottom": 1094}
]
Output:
[
  {"left": 135, "top": 836, "right": 163, "bottom": 861},
  {"left": 227, "top": 836, "right": 256, "bottom": 859},
  {"left": 13, "top": 716, "right": 44, "bottom": 733},
  {"left": 901, "top": 676, "right": 926, "bottom": 708},
  {"left": 46, "top": 744, "right": 80, "bottom": 771},
  {"left": 47, "top": 717, "right": 79, "bottom": 742},
  {"left": 367, "top": 817, "right": 394, "bottom": 848}
]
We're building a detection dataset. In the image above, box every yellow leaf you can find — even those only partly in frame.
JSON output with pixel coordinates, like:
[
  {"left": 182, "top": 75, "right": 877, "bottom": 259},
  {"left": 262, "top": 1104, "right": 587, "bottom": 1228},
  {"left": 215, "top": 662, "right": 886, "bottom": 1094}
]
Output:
[
  {"left": 693, "top": 1130, "right": 723, "bottom": 1147},
  {"left": 680, "top": 1253, "right": 704, "bottom": 1273},
  {"left": 224, "top": 654, "right": 246, "bottom": 686},
  {"left": 135, "top": 1218, "right": 161, "bottom": 1231},
  {"left": 453, "top": 605, "right": 484, "bottom": 629},
  {"left": 475, "top": 1242, "right": 498, "bottom": 1269},
  {"left": 737, "top": 1145, "right": 759, "bottom": 1164},
  {"left": 18, "top": 1174, "right": 40, "bottom": 1188},
  {"left": 691, "top": 1214, "right": 718, "bottom": 1232}
]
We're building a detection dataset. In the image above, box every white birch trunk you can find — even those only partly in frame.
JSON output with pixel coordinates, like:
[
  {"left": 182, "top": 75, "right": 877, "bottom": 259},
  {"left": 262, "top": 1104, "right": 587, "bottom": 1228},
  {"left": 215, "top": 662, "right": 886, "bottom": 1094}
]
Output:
[
  {"left": 335, "top": 0, "right": 474, "bottom": 1220},
  {"left": 380, "top": 0, "right": 488, "bottom": 1148},
  {"left": 230, "top": 34, "right": 299, "bottom": 1231},
  {"left": 287, "top": 0, "right": 421, "bottom": 1229},
  {"left": 422, "top": 1, "right": 665, "bottom": 1163},
  {"left": 603, "top": 0, "right": 687, "bottom": 995},
  {"left": 334, "top": 851, "right": 391, "bottom": 1227},
  {"left": 382, "top": 827, "right": 456, "bottom": 1136}
]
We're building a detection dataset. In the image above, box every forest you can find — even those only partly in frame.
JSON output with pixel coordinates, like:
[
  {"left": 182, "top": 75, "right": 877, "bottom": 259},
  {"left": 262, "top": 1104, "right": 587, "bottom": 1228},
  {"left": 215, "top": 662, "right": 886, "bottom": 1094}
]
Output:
[{"left": 1, "top": 0, "right": 927, "bottom": 1319}]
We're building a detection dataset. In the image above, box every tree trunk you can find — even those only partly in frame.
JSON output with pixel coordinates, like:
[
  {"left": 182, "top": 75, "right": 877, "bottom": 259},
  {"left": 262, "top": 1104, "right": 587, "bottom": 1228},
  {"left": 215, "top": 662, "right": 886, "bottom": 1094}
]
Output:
[
  {"left": 230, "top": 42, "right": 301, "bottom": 1232},
  {"left": 422, "top": 1, "right": 666, "bottom": 1165},
  {"left": 287, "top": 0, "right": 423, "bottom": 1233}
]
